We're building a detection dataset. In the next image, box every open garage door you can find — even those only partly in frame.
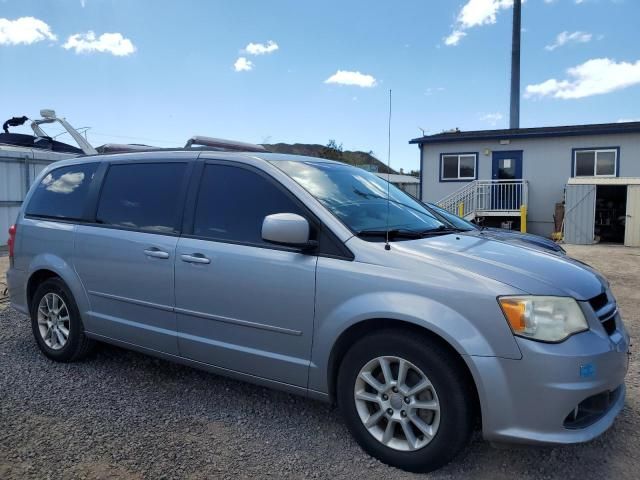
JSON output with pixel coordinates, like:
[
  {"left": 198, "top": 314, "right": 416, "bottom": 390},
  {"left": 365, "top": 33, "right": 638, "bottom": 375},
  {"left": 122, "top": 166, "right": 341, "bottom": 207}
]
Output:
[
  {"left": 626, "top": 185, "right": 640, "bottom": 247},
  {"left": 564, "top": 184, "right": 596, "bottom": 245}
]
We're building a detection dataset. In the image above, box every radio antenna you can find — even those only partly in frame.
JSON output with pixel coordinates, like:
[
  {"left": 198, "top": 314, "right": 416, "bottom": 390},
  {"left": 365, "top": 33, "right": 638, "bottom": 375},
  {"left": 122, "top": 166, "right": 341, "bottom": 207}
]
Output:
[{"left": 385, "top": 89, "right": 392, "bottom": 251}]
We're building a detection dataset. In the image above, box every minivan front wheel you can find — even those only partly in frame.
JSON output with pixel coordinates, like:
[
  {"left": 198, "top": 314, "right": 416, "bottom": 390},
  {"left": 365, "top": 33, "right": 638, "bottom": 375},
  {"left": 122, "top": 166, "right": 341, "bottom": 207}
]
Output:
[
  {"left": 30, "top": 278, "right": 95, "bottom": 362},
  {"left": 337, "top": 330, "right": 474, "bottom": 473}
]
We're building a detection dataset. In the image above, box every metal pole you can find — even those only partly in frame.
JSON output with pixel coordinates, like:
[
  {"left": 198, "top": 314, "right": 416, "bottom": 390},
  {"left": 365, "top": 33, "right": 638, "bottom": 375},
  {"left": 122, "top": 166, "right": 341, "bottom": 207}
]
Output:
[{"left": 510, "top": 0, "right": 522, "bottom": 129}]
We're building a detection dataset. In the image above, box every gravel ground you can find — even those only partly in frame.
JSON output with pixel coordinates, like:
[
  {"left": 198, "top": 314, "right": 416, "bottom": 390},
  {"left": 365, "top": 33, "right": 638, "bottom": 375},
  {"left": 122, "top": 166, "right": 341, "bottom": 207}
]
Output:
[{"left": 0, "top": 245, "right": 638, "bottom": 479}]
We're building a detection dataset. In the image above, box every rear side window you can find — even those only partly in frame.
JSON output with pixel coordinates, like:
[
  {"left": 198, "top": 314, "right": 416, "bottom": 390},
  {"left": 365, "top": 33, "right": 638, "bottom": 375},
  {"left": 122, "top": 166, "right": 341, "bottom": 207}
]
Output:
[
  {"left": 193, "top": 164, "right": 304, "bottom": 245},
  {"left": 25, "top": 163, "right": 99, "bottom": 220},
  {"left": 96, "top": 163, "right": 187, "bottom": 233}
]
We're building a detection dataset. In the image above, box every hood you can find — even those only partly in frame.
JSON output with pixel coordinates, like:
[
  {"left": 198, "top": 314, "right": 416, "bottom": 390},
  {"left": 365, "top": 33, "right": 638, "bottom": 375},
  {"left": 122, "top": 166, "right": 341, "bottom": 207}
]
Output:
[
  {"left": 369, "top": 233, "right": 604, "bottom": 300},
  {"left": 467, "top": 229, "right": 565, "bottom": 254}
]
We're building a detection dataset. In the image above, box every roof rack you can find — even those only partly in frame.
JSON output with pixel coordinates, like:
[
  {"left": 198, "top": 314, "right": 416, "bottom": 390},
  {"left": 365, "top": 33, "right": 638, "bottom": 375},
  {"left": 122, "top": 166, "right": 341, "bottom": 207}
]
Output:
[
  {"left": 184, "top": 135, "right": 266, "bottom": 152},
  {"left": 96, "top": 143, "right": 160, "bottom": 154}
]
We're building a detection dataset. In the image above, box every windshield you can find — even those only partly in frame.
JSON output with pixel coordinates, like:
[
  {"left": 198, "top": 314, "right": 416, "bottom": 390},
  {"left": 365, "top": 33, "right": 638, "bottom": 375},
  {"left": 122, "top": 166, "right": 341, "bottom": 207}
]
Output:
[
  {"left": 273, "top": 160, "right": 445, "bottom": 236},
  {"left": 426, "top": 203, "right": 477, "bottom": 231}
]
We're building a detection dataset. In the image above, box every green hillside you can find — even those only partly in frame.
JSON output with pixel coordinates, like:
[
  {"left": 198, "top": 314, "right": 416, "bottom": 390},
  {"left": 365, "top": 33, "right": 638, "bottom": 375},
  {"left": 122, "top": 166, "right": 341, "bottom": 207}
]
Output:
[{"left": 263, "top": 142, "right": 397, "bottom": 174}]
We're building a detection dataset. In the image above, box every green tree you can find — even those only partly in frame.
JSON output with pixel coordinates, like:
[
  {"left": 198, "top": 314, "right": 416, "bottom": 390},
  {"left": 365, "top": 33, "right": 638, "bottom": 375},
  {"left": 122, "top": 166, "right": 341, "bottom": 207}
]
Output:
[{"left": 321, "top": 139, "right": 343, "bottom": 161}]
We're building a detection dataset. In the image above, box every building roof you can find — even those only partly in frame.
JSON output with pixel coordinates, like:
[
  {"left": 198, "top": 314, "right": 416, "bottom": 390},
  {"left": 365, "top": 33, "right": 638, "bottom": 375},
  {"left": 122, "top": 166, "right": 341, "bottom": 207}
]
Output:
[
  {"left": 409, "top": 121, "right": 640, "bottom": 145},
  {"left": 375, "top": 173, "right": 420, "bottom": 184}
]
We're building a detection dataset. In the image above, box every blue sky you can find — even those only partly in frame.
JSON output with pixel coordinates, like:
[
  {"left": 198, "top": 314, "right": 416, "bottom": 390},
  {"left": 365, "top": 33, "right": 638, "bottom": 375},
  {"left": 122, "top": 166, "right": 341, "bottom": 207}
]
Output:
[{"left": 1, "top": 0, "right": 639, "bottom": 172}]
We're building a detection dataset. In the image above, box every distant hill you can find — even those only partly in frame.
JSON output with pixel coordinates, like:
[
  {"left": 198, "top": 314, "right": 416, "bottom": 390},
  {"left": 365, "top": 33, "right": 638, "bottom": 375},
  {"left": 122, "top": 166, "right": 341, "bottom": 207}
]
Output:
[{"left": 262, "top": 143, "right": 398, "bottom": 174}]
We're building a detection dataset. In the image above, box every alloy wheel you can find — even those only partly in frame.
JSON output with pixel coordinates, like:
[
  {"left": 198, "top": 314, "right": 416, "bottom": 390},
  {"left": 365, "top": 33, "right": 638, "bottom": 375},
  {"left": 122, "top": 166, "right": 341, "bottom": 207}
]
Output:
[
  {"left": 354, "top": 356, "right": 440, "bottom": 451},
  {"left": 37, "top": 293, "right": 71, "bottom": 350}
]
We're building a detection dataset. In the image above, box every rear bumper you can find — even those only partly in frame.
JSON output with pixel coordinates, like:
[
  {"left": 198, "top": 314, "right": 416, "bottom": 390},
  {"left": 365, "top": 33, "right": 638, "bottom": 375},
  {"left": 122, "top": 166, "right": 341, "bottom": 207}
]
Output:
[
  {"left": 468, "top": 314, "right": 630, "bottom": 445},
  {"left": 6, "top": 267, "right": 28, "bottom": 314}
]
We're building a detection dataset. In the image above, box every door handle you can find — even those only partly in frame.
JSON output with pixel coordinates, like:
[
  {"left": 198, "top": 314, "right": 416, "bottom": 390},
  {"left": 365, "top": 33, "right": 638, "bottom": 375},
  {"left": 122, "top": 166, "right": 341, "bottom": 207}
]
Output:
[
  {"left": 144, "top": 248, "right": 170, "bottom": 259},
  {"left": 180, "top": 253, "right": 211, "bottom": 264}
]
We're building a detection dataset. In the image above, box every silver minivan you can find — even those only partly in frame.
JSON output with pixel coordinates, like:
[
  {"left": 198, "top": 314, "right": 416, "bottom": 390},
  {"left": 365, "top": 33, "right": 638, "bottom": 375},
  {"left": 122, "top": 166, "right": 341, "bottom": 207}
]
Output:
[{"left": 6, "top": 150, "right": 630, "bottom": 472}]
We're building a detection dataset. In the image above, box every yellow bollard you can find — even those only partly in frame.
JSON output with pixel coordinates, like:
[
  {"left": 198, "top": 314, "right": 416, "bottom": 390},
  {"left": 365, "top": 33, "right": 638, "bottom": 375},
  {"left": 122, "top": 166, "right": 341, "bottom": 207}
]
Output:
[
  {"left": 520, "top": 205, "right": 527, "bottom": 233},
  {"left": 458, "top": 202, "right": 464, "bottom": 217}
]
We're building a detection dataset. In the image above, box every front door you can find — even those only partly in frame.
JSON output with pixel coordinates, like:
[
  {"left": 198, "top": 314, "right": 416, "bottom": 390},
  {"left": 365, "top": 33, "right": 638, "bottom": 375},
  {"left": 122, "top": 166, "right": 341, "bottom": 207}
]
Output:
[
  {"left": 175, "top": 162, "right": 317, "bottom": 387},
  {"left": 492, "top": 150, "right": 523, "bottom": 210}
]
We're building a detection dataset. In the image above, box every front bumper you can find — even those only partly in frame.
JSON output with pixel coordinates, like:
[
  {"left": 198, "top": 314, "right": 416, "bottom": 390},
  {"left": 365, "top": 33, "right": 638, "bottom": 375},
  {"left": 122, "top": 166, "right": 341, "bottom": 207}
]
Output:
[{"left": 467, "top": 310, "right": 630, "bottom": 445}]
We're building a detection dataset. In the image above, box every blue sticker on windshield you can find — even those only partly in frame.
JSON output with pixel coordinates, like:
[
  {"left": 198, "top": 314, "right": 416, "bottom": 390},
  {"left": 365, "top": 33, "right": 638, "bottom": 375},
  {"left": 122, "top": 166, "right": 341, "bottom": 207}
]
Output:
[{"left": 580, "top": 363, "right": 595, "bottom": 378}]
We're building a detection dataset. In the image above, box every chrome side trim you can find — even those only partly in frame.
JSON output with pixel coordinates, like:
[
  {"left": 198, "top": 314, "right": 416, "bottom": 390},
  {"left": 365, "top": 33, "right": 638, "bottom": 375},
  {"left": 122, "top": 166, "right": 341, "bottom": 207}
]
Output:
[
  {"left": 88, "top": 290, "right": 173, "bottom": 312},
  {"left": 87, "top": 290, "right": 302, "bottom": 336},
  {"left": 174, "top": 307, "right": 302, "bottom": 336}
]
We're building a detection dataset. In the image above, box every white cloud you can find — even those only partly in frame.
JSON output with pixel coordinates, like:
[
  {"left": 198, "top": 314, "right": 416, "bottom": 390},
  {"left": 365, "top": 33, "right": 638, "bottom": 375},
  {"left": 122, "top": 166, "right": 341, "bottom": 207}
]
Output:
[
  {"left": 617, "top": 118, "right": 640, "bottom": 123},
  {"left": 545, "top": 31, "right": 592, "bottom": 51},
  {"left": 480, "top": 112, "right": 504, "bottom": 126},
  {"left": 63, "top": 31, "right": 136, "bottom": 56},
  {"left": 244, "top": 40, "right": 278, "bottom": 55},
  {"left": 0, "top": 17, "right": 57, "bottom": 45},
  {"left": 324, "top": 70, "right": 377, "bottom": 88},
  {"left": 234, "top": 57, "right": 253, "bottom": 72},
  {"left": 425, "top": 87, "right": 446, "bottom": 96},
  {"left": 525, "top": 58, "right": 640, "bottom": 99},
  {"left": 444, "top": 29, "right": 467, "bottom": 46},
  {"left": 444, "top": 0, "right": 513, "bottom": 46}
]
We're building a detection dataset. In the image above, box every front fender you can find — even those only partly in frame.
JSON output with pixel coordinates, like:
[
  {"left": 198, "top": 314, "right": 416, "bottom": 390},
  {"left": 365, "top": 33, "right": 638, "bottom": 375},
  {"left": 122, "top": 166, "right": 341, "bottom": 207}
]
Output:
[
  {"left": 308, "top": 257, "right": 523, "bottom": 395},
  {"left": 308, "top": 291, "right": 523, "bottom": 394}
]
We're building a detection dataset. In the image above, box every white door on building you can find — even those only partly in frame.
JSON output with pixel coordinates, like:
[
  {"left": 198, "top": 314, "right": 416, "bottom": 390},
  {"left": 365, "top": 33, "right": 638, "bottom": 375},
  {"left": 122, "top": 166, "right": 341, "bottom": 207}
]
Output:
[{"left": 625, "top": 185, "right": 640, "bottom": 247}]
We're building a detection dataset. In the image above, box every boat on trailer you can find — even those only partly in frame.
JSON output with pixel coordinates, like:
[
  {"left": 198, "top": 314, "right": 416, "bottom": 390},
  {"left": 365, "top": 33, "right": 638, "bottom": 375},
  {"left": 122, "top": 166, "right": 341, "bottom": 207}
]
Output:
[{"left": 0, "top": 108, "right": 266, "bottom": 246}]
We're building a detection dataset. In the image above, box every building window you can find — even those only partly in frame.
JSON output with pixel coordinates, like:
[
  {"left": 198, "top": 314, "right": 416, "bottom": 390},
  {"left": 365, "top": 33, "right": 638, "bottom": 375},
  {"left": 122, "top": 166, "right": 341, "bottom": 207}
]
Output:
[
  {"left": 440, "top": 153, "right": 477, "bottom": 181},
  {"left": 573, "top": 149, "right": 618, "bottom": 177}
]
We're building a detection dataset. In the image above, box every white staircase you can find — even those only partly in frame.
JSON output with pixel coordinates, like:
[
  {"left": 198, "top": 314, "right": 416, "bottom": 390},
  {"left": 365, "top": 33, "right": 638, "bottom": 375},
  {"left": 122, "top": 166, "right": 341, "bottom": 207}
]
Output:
[{"left": 437, "top": 180, "right": 528, "bottom": 221}]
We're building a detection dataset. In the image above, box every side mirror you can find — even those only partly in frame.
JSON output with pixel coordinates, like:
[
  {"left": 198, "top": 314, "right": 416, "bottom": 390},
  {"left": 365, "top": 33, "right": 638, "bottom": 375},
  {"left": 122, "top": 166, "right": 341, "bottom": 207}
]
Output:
[{"left": 262, "top": 213, "right": 317, "bottom": 249}]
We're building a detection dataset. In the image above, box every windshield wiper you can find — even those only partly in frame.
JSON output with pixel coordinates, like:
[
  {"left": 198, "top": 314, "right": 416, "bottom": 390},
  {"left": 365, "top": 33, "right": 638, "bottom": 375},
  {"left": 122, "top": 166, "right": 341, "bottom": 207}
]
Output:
[
  {"left": 418, "top": 225, "right": 465, "bottom": 236},
  {"left": 355, "top": 229, "right": 424, "bottom": 240}
]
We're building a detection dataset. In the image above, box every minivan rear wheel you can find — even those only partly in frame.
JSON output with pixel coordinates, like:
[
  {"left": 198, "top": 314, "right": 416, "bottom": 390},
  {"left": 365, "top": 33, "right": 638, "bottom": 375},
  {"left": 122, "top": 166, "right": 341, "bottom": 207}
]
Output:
[
  {"left": 30, "top": 278, "right": 95, "bottom": 362},
  {"left": 337, "top": 330, "right": 474, "bottom": 473}
]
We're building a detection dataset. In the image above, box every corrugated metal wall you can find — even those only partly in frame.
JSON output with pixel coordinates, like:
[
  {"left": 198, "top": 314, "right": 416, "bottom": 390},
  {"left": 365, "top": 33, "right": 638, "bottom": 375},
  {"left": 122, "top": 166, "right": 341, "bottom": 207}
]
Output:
[
  {"left": 399, "top": 183, "right": 419, "bottom": 198},
  {"left": 0, "top": 148, "right": 70, "bottom": 246},
  {"left": 625, "top": 185, "right": 640, "bottom": 247},
  {"left": 564, "top": 184, "right": 596, "bottom": 244}
]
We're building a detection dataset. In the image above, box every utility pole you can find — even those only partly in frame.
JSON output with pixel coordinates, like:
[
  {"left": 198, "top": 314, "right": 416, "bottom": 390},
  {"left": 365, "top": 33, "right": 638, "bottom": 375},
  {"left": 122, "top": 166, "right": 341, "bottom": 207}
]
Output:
[{"left": 510, "top": 0, "right": 522, "bottom": 129}]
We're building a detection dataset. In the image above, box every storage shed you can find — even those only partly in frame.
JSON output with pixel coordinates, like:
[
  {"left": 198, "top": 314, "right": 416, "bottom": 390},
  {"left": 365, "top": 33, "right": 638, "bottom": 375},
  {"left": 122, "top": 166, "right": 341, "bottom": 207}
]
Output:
[
  {"left": 375, "top": 173, "right": 421, "bottom": 197},
  {"left": 564, "top": 177, "right": 640, "bottom": 247}
]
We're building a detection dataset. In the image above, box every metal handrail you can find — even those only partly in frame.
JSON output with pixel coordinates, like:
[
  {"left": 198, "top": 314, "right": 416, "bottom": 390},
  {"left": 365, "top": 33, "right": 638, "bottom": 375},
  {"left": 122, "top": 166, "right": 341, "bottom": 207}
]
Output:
[{"left": 437, "top": 180, "right": 528, "bottom": 219}]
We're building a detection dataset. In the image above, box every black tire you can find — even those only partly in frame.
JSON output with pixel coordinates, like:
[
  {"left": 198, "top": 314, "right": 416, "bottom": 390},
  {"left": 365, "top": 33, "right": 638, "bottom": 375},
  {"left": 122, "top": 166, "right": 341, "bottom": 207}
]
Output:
[
  {"left": 30, "top": 277, "right": 95, "bottom": 362},
  {"left": 337, "top": 329, "right": 474, "bottom": 473}
]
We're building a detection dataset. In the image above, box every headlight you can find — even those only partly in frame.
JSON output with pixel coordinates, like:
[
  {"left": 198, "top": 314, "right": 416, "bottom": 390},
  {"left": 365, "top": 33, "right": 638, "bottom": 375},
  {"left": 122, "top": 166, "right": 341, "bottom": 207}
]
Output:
[{"left": 498, "top": 296, "right": 588, "bottom": 343}]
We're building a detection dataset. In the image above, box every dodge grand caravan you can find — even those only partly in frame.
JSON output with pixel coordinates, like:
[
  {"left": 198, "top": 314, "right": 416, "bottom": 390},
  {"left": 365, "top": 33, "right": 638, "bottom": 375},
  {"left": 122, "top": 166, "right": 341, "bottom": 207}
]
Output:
[{"left": 6, "top": 150, "right": 630, "bottom": 472}]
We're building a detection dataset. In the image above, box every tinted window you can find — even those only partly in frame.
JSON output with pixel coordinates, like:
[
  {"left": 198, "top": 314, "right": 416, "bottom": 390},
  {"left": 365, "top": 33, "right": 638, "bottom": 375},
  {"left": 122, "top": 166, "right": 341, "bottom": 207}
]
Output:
[
  {"left": 96, "top": 163, "right": 187, "bottom": 233},
  {"left": 25, "top": 163, "right": 98, "bottom": 220},
  {"left": 427, "top": 203, "right": 477, "bottom": 231},
  {"left": 193, "top": 164, "right": 304, "bottom": 245}
]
